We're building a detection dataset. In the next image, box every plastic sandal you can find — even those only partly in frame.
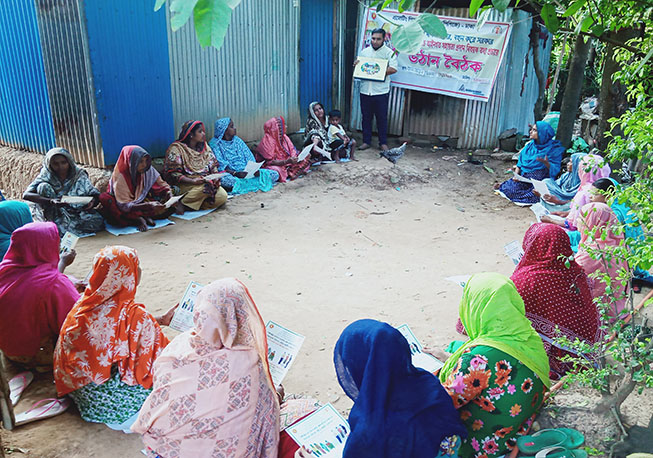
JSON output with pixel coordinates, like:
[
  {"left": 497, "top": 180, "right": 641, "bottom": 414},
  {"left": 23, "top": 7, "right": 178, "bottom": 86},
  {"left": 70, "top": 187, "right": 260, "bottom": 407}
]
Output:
[
  {"left": 14, "top": 397, "right": 70, "bottom": 426},
  {"left": 517, "top": 428, "right": 585, "bottom": 455},
  {"left": 535, "top": 447, "right": 588, "bottom": 458},
  {"left": 9, "top": 371, "right": 34, "bottom": 407}
]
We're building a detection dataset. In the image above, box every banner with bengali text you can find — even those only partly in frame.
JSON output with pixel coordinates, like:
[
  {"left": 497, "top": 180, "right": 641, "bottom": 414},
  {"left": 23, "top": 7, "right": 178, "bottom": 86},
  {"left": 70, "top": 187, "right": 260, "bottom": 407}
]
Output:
[{"left": 361, "top": 9, "right": 512, "bottom": 102}]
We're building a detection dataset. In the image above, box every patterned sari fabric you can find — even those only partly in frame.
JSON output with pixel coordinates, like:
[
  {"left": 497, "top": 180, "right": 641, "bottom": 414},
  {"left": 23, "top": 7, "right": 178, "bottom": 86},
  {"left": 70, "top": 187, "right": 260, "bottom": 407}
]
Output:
[
  {"left": 303, "top": 101, "right": 330, "bottom": 151},
  {"left": 99, "top": 146, "right": 172, "bottom": 226},
  {"left": 511, "top": 223, "right": 600, "bottom": 378},
  {"left": 256, "top": 117, "right": 310, "bottom": 182},
  {"left": 26, "top": 147, "right": 104, "bottom": 235},
  {"left": 440, "top": 273, "right": 550, "bottom": 458},
  {"left": 133, "top": 278, "right": 280, "bottom": 458},
  {"left": 565, "top": 154, "right": 611, "bottom": 229},
  {"left": 0, "top": 222, "right": 78, "bottom": 363},
  {"left": 575, "top": 202, "right": 630, "bottom": 321},
  {"left": 208, "top": 117, "right": 278, "bottom": 195},
  {"left": 54, "top": 246, "right": 169, "bottom": 397}
]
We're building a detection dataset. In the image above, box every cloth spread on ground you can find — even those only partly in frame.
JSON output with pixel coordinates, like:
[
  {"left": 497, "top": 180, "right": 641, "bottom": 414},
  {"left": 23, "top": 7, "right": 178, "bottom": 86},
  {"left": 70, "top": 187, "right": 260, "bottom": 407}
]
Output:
[
  {"left": 133, "top": 278, "right": 279, "bottom": 458},
  {"left": 334, "top": 319, "right": 467, "bottom": 458},
  {"left": 511, "top": 223, "right": 600, "bottom": 378},
  {"left": 54, "top": 246, "right": 169, "bottom": 396}
]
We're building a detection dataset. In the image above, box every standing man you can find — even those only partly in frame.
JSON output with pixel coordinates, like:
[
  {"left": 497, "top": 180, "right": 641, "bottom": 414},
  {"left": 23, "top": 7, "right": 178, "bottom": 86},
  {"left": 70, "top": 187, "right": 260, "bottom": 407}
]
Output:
[{"left": 357, "top": 28, "right": 397, "bottom": 151}]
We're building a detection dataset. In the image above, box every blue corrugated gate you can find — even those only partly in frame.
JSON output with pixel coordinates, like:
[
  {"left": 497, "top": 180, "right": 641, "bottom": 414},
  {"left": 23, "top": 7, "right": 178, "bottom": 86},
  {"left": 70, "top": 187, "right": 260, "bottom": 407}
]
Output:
[
  {"left": 299, "top": 0, "right": 334, "bottom": 122},
  {"left": 0, "top": 0, "right": 55, "bottom": 153},
  {"left": 84, "top": 0, "right": 174, "bottom": 164}
]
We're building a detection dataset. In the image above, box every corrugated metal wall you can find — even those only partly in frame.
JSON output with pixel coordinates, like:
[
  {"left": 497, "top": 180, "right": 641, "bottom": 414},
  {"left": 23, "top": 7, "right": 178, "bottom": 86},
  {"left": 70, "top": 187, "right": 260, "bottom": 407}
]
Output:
[
  {"left": 166, "top": 0, "right": 301, "bottom": 143},
  {"left": 299, "top": 0, "right": 333, "bottom": 121},
  {"left": 84, "top": 0, "right": 175, "bottom": 165},
  {"left": 35, "top": 0, "right": 103, "bottom": 167},
  {"left": 0, "top": 0, "right": 56, "bottom": 153}
]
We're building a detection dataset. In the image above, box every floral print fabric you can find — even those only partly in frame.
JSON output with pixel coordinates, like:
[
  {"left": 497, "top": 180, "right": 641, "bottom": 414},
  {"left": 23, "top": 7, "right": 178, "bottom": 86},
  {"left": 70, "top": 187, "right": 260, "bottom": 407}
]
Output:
[
  {"left": 443, "top": 345, "right": 545, "bottom": 458},
  {"left": 53, "top": 246, "right": 169, "bottom": 396}
]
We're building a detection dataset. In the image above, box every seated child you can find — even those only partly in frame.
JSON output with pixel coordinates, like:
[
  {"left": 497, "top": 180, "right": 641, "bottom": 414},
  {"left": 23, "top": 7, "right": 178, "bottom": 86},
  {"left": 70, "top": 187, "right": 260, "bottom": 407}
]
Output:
[{"left": 327, "top": 110, "right": 357, "bottom": 162}]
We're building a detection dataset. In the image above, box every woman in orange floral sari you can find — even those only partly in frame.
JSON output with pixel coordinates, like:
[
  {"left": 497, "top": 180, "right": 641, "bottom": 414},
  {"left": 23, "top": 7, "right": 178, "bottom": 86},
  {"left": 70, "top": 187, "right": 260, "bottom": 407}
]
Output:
[
  {"left": 53, "top": 246, "right": 176, "bottom": 432},
  {"left": 438, "top": 273, "right": 551, "bottom": 458}
]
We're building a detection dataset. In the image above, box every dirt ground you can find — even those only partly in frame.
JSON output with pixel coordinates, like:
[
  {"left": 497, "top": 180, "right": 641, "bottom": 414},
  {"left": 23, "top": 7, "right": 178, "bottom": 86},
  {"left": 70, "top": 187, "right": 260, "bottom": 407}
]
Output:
[{"left": 1, "top": 145, "right": 651, "bottom": 457}]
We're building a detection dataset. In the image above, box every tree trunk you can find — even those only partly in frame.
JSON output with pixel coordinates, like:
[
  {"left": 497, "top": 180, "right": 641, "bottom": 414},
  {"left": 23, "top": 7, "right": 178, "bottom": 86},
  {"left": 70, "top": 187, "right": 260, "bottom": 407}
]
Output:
[
  {"left": 593, "top": 372, "right": 637, "bottom": 415},
  {"left": 597, "top": 28, "right": 640, "bottom": 151},
  {"left": 530, "top": 22, "right": 546, "bottom": 121},
  {"left": 556, "top": 35, "right": 593, "bottom": 148}
]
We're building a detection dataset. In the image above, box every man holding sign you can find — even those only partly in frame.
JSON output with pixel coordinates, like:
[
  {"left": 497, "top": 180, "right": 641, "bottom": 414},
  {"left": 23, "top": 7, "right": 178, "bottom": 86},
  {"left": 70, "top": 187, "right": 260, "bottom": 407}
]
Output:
[{"left": 355, "top": 28, "right": 397, "bottom": 152}]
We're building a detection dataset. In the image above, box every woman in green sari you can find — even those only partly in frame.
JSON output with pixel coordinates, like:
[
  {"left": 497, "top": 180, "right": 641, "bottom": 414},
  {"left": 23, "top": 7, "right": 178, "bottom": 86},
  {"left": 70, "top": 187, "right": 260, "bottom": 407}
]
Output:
[{"left": 439, "top": 273, "right": 551, "bottom": 458}]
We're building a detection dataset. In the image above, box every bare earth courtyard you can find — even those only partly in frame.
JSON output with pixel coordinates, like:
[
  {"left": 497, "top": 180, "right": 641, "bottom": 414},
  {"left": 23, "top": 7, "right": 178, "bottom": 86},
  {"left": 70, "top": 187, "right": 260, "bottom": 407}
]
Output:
[{"left": 2, "top": 147, "right": 650, "bottom": 457}]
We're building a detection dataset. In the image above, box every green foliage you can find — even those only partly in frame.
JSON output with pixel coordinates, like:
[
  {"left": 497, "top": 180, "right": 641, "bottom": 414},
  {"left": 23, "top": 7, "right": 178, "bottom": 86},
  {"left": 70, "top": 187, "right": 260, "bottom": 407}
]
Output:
[
  {"left": 155, "top": 0, "right": 241, "bottom": 49},
  {"left": 417, "top": 13, "right": 447, "bottom": 39},
  {"left": 540, "top": 4, "right": 560, "bottom": 33},
  {"left": 491, "top": 0, "right": 510, "bottom": 12},
  {"left": 469, "top": 0, "right": 485, "bottom": 17},
  {"left": 391, "top": 19, "right": 425, "bottom": 53}
]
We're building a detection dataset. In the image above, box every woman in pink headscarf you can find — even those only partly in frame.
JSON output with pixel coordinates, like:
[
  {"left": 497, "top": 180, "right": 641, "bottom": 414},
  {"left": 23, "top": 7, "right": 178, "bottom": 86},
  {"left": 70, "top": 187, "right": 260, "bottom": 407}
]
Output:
[
  {"left": 0, "top": 222, "right": 80, "bottom": 369},
  {"left": 575, "top": 202, "right": 630, "bottom": 321},
  {"left": 541, "top": 153, "right": 611, "bottom": 230},
  {"left": 256, "top": 117, "right": 311, "bottom": 182}
]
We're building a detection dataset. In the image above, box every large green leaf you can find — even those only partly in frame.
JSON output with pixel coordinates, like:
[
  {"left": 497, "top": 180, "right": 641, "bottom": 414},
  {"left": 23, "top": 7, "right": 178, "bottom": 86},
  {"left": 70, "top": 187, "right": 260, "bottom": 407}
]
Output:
[
  {"left": 475, "top": 6, "right": 492, "bottom": 30},
  {"left": 392, "top": 20, "right": 425, "bottom": 54},
  {"left": 578, "top": 14, "right": 594, "bottom": 33},
  {"left": 417, "top": 13, "right": 447, "bottom": 38},
  {"left": 562, "top": 0, "right": 586, "bottom": 17},
  {"left": 398, "top": 0, "right": 416, "bottom": 13},
  {"left": 491, "top": 0, "right": 510, "bottom": 12},
  {"left": 469, "top": 0, "right": 485, "bottom": 17},
  {"left": 540, "top": 4, "right": 560, "bottom": 33},
  {"left": 193, "top": 0, "right": 232, "bottom": 48},
  {"left": 170, "top": 0, "right": 199, "bottom": 31},
  {"left": 154, "top": 0, "right": 166, "bottom": 12},
  {"left": 223, "top": 0, "right": 241, "bottom": 7}
]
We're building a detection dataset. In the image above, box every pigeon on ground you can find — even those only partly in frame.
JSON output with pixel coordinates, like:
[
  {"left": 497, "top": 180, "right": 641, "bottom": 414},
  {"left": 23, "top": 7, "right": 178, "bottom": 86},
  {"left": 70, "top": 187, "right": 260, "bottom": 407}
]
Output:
[{"left": 379, "top": 142, "right": 407, "bottom": 165}]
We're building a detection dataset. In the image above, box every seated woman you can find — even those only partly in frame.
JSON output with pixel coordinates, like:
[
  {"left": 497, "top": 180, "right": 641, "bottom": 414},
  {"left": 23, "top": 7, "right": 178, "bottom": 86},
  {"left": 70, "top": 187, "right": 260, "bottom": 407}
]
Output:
[
  {"left": 0, "top": 200, "right": 32, "bottom": 260},
  {"left": 209, "top": 117, "right": 279, "bottom": 194},
  {"left": 541, "top": 153, "right": 611, "bottom": 234},
  {"left": 537, "top": 152, "right": 585, "bottom": 212},
  {"left": 256, "top": 117, "right": 311, "bottom": 182},
  {"left": 54, "top": 246, "right": 174, "bottom": 432},
  {"left": 575, "top": 202, "right": 630, "bottom": 321},
  {"left": 99, "top": 145, "right": 176, "bottom": 232},
  {"left": 496, "top": 121, "right": 564, "bottom": 205},
  {"left": 439, "top": 273, "right": 551, "bottom": 457},
  {"left": 0, "top": 222, "right": 79, "bottom": 371},
  {"left": 23, "top": 147, "right": 104, "bottom": 236},
  {"left": 133, "top": 278, "right": 282, "bottom": 456},
  {"left": 164, "top": 120, "right": 228, "bottom": 210},
  {"left": 303, "top": 101, "right": 331, "bottom": 162},
  {"left": 511, "top": 223, "right": 601, "bottom": 380},
  {"left": 329, "top": 319, "right": 467, "bottom": 458}
]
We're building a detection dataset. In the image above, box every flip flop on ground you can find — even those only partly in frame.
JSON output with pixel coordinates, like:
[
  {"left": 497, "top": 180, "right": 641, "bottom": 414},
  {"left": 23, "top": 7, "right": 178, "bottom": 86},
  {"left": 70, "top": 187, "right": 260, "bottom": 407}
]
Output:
[
  {"left": 9, "top": 371, "right": 34, "bottom": 407},
  {"left": 14, "top": 398, "right": 70, "bottom": 426}
]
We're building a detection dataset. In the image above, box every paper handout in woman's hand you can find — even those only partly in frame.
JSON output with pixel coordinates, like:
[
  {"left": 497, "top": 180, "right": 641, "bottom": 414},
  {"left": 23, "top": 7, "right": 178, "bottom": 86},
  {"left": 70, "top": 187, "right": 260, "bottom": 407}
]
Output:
[
  {"left": 61, "top": 196, "right": 94, "bottom": 205},
  {"left": 287, "top": 404, "right": 350, "bottom": 457},
  {"left": 244, "top": 161, "right": 264, "bottom": 179},
  {"left": 396, "top": 324, "right": 444, "bottom": 373},
  {"left": 298, "top": 144, "right": 313, "bottom": 162},
  {"left": 169, "top": 281, "right": 204, "bottom": 332},
  {"left": 504, "top": 240, "right": 524, "bottom": 265},
  {"left": 164, "top": 193, "right": 186, "bottom": 209},
  {"left": 60, "top": 232, "right": 79, "bottom": 254},
  {"left": 265, "top": 321, "right": 305, "bottom": 387}
]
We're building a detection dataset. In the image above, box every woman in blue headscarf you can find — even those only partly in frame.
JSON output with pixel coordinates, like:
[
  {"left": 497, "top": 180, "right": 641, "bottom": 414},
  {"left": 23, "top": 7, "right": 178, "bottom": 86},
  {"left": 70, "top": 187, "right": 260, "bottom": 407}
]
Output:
[
  {"left": 496, "top": 121, "right": 565, "bottom": 205},
  {"left": 538, "top": 152, "right": 586, "bottom": 211},
  {"left": 208, "top": 117, "right": 279, "bottom": 195},
  {"left": 332, "top": 319, "right": 467, "bottom": 458},
  {"left": 0, "top": 201, "right": 32, "bottom": 260}
]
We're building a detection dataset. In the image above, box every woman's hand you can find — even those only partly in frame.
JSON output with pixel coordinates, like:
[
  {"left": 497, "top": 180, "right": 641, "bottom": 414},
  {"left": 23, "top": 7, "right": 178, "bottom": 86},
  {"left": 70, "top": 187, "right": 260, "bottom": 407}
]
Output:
[
  {"left": 312, "top": 136, "right": 321, "bottom": 145},
  {"left": 50, "top": 198, "right": 69, "bottom": 208},
  {"left": 148, "top": 201, "right": 166, "bottom": 212},
  {"left": 58, "top": 249, "right": 77, "bottom": 273},
  {"left": 422, "top": 346, "right": 450, "bottom": 362},
  {"left": 532, "top": 190, "right": 541, "bottom": 198},
  {"left": 235, "top": 171, "right": 248, "bottom": 179},
  {"left": 83, "top": 196, "right": 99, "bottom": 210},
  {"left": 156, "top": 303, "right": 179, "bottom": 327},
  {"left": 536, "top": 155, "right": 550, "bottom": 169},
  {"left": 295, "top": 447, "right": 312, "bottom": 458},
  {"left": 286, "top": 157, "right": 298, "bottom": 164},
  {"left": 511, "top": 166, "right": 521, "bottom": 179},
  {"left": 72, "top": 278, "right": 88, "bottom": 293},
  {"left": 194, "top": 177, "right": 206, "bottom": 185},
  {"left": 276, "top": 384, "right": 285, "bottom": 403}
]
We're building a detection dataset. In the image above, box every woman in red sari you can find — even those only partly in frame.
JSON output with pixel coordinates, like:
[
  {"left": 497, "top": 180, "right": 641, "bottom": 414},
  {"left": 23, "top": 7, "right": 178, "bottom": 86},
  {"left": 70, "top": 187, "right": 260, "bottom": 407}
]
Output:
[
  {"left": 256, "top": 117, "right": 311, "bottom": 182},
  {"left": 99, "top": 146, "right": 176, "bottom": 232},
  {"left": 511, "top": 223, "right": 601, "bottom": 379}
]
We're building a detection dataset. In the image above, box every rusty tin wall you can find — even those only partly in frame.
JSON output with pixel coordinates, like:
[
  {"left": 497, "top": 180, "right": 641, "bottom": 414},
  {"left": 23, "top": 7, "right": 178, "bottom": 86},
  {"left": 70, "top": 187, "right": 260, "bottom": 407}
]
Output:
[
  {"left": 34, "top": 0, "right": 103, "bottom": 167},
  {"left": 166, "top": 0, "right": 301, "bottom": 142}
]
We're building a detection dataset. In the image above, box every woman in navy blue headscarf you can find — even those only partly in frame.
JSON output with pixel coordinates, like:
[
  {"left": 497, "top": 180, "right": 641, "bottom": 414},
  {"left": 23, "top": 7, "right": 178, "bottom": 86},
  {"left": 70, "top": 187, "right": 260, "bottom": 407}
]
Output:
[
  {"left": 496, "top": 121, "right": 565, "bottom": 205},
  {"left": 333, "top": 319, "right": 467, "bottom": 458}
]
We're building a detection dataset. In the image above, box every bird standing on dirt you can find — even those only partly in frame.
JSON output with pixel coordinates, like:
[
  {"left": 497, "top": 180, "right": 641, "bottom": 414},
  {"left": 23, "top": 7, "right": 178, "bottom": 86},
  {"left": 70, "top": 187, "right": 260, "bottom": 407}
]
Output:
[{"left": 379, "top": 142, "right": 407, "bottom": 165}]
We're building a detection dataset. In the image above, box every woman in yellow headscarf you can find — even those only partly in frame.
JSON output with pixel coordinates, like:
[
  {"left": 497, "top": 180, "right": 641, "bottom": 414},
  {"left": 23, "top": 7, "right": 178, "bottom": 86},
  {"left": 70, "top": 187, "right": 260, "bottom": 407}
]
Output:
[{"left": 439, "top": 273, "right": 551, "bottom": 458}]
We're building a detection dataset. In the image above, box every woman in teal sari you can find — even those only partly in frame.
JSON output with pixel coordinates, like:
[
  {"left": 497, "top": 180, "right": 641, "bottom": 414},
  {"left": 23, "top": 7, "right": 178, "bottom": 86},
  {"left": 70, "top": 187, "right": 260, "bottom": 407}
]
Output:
[
  {"left": 0, "top": 201, "right": 32, "bottom": 259},
  {"left": 208, "top": 117, "right": 279, "bottom": 194}
]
